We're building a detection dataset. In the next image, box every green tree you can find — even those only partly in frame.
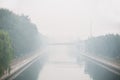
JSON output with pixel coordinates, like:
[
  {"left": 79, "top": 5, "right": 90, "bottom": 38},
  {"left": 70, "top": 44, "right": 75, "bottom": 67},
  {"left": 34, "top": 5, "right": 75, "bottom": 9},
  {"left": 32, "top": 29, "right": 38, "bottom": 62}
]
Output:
[
  {"left": 83, "top": 34, "right": 120, "bottom": 59},
  {"left": 0, "top": 30, "right": 13, "bottom": 77},
  {"left": 0, "top": 9, "right": 42, "bottom": 57}
]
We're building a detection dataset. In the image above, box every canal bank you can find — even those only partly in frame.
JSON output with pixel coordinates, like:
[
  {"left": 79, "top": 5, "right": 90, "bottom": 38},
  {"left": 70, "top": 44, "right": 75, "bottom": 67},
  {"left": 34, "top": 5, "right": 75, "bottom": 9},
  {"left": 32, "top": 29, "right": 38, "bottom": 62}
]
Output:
[
  {"left": 14, "top": 45, "right": 120, "bottom": 80},
  {"left": 13, "top": 57, "right": 45, "bottom": 80}
]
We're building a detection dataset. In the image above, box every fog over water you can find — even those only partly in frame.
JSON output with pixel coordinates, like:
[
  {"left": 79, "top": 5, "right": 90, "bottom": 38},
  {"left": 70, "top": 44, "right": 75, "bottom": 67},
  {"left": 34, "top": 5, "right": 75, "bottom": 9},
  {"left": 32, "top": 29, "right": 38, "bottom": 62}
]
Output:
[
  {"left": 37, "top": 45, "right": 91, "bottom": 80},
  {"left": 0, "top": 0, "right": 120, "bottom": 80}
]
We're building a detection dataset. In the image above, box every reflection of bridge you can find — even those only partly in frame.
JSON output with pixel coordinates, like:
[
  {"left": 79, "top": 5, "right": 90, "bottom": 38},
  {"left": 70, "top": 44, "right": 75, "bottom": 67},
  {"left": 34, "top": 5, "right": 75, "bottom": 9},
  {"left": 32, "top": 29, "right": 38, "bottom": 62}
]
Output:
[{"left": 47, "top": 61, "right": 77, "bottom": 64}]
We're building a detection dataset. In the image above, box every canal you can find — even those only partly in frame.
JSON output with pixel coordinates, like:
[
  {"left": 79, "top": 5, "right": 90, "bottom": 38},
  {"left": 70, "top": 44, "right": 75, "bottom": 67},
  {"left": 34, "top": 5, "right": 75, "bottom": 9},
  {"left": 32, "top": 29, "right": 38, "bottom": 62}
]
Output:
[{"left": 14, "top": 45, "right": 120, "bottom": 80}]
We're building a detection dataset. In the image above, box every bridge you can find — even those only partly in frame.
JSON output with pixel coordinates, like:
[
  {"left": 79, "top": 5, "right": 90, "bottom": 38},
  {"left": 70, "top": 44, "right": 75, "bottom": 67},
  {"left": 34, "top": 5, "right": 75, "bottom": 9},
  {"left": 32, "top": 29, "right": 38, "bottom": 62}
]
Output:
[
  {"left": 1, "top": 43, "right": 120, "bottom": 80},
  {"left": 48, "top": 42, "right": 77, "bottom": 45}
]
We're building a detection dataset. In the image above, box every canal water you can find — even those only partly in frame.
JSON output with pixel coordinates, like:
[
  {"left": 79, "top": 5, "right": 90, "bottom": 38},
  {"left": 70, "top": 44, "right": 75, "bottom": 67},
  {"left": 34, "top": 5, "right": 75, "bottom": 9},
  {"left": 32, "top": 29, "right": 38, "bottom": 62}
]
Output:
[
  {"left": 37, "top": 45, "right": 91, "bottom": 80},
  {"left": 15, "top": 45, "right": 120, "bottom": 80}
]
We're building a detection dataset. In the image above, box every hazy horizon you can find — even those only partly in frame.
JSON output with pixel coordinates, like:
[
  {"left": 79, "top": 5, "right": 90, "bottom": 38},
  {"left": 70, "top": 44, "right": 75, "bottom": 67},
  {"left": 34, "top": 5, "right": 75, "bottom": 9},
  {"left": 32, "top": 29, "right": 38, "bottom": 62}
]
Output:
[{"left": 0, "top": 0, "right": 120, "bottom": 42}]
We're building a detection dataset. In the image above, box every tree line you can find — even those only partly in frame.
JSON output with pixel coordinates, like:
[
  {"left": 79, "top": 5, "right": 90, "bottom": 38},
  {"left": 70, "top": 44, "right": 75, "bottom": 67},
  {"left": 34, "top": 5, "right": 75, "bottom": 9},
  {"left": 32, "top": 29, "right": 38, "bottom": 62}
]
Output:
[
  {"left": 78, "top": 34, "right": 120, "bottom": 80},
  {"left": 83, "top": 34, "right": 120, "bottom": 59},
  {"left": 0, "top": 9, "right": 42, "bottom": 76}
]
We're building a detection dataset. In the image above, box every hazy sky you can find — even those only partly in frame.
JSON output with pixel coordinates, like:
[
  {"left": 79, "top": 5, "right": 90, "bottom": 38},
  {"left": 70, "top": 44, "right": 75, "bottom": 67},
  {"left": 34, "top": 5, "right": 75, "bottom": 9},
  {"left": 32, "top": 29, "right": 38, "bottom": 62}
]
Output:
[{"left": 0, "top": 0, "right": 120, "bottom": 41}]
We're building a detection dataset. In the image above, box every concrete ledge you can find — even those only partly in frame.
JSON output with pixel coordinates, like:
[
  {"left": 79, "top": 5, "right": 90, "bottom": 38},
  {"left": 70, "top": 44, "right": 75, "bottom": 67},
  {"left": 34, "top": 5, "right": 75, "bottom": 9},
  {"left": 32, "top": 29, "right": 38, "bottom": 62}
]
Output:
[{"left": 0, "top": 51, "right": 44, "bottom": 80}]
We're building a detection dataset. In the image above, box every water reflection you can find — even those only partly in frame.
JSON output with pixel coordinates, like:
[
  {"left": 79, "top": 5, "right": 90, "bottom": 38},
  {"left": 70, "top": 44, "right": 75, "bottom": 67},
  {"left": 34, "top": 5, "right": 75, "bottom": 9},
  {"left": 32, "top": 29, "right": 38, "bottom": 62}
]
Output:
[
  {"left": 14, "top": 45, "right": 120, "bottom": 80},
  {"left": 84, "top": 61, "right": 120, "bottom": 80},
  {"left": 14, "top": 58, "right": 44, "bottom": 80},
  {"left": 37, "top": 45, "right": 91, "bottom": 80}
]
